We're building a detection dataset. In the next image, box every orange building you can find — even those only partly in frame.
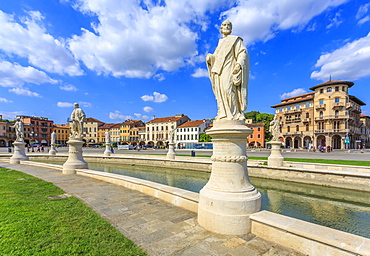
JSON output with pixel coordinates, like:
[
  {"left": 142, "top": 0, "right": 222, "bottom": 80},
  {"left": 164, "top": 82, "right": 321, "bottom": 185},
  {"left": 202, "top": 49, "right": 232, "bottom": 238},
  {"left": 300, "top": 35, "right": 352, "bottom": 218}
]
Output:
[
  {"left": 18, "top": 115, "right": 54, "bottom": 145},
  {"left": 246, "top": 123, "right": 265, "bottom": 148}
]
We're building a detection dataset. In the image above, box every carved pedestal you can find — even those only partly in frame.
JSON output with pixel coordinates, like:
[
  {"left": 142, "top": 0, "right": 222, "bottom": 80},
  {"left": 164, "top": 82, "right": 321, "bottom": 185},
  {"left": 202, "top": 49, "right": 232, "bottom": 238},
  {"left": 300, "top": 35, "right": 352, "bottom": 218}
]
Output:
[
  {"left": 63, "top": 139, "right": 88, "bottom": 174},
  {"left": 10, "top": 141, "right": 29, "bottom": 164},
  {"left": 166, "top": 142, "right": 176, "bottom": 159},
  {"left": 104, "top": 143, "right": 111, "bottom": 156},
  {"left": 49, "top": 144, "right": 57, "bottom": 155},
  {"left": 268, "top": 141, "right": 284, "bottom": 167},
  {"left": 198, "top": 120, "right": 261, "bottom": 235}
]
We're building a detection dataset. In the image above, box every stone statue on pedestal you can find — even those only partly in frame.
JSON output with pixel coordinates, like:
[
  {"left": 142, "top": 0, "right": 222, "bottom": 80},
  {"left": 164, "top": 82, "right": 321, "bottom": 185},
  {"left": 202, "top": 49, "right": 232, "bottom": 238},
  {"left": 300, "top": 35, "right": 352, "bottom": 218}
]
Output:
[
  {"left": 12, "top": 117, "right": 24, "bottom": 142},
  {"left": 206, "top": 20, "right": 249, "bottom": 120},
  {"left": 105, "top": 131, "right": 111, "bottom": 143},
  {"left": 269, "top": 115, "right": 281, "bottom": 141},
  {"left": 70, "top": 103, "right": 86, "bottom": 139},
  {"left": 51, "top": 131, "right": 56, "bottom": 145}
]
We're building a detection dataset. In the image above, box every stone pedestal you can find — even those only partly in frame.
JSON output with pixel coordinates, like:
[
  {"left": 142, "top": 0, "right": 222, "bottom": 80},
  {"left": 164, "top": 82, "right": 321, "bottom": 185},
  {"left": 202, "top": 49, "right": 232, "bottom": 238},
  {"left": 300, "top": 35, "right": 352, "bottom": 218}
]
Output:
[
  {"left": 268, "top": 141, "right": 284, "bottom": 167},
  {"left": 104, "top": 143, "right": 111, "bottom": 156},
  {"left": 10, "top": 141, "right": 29, "bottom": 164},
  {"left": 198, "top": 120, "right": 261, "bottom": 235},
  {"left": 63, "top": 139, "right": 88, "bottom": 174},
  {"left": 49, "top": 144, "right": 57, "bottom": 155},
  {"left": 166, "top": 142, "right": 176, "bottom": 159}
]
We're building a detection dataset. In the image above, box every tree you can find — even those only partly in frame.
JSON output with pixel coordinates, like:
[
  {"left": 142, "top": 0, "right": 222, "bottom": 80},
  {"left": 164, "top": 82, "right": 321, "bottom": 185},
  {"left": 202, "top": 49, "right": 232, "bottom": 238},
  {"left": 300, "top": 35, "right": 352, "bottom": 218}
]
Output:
[
  {"left": 245, "top": 111, "right": 275, "bottom": 142},
  {"left": 199, "top": 133, "right": 212, "bottom": 142},
  {"left": 244, "top": 111, "right": 260, "bottom": 122}
]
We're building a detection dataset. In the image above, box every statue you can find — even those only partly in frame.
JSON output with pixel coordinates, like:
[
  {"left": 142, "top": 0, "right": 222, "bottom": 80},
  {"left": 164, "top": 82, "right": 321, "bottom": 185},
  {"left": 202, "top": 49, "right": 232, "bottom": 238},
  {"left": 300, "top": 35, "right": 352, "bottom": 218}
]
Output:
[
  {"left": 206, "top": 20, "right": 249, "bottom": 120},
  {"left": 51, "top": 131, "right": 56, "bottom": 145},
  {"left": 169, "top": 128, "right": 176, "bottom": 144},
  {"left": 105, "top": 131, "right": 111, "bottom": 144},
  {"left": 269, "top": 115, "right": 281, "bottom": 141},
  {"left": 12, "top": 117, "right": 24, "bottom": 142},
  {"left": 70, "top": 103, "right": 86, "bottom": 139}
]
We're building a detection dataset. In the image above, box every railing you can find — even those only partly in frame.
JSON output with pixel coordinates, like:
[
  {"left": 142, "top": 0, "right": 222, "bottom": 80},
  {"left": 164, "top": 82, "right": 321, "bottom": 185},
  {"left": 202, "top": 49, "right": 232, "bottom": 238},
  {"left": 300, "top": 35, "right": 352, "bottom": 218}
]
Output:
[
  {"left": 284, "top": 109, "right": 302, "bottom": 114},
  {"left": 315, "top": 104, "right": 326, "bottom": 110},
  {"left": 314, "top": 115, "right": 349, "bottom": 121},
  {"left": 332, "top": 102, "right": 345, "bottom": 108}
]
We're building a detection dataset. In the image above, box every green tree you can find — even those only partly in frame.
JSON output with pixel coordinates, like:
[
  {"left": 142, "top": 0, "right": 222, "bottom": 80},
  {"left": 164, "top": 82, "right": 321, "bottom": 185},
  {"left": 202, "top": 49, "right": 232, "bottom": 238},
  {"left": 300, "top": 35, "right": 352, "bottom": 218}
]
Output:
[
  {"left": 199, "top": 133, "right": 212, "bottom": 142},
  {"left": 244, "top": 111, "right": 260, "bottom": 122}
]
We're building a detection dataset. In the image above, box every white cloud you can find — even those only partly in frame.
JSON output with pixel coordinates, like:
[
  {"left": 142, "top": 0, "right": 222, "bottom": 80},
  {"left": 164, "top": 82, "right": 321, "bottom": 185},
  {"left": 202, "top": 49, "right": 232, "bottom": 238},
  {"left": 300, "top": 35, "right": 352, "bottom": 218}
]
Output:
[
  {"left": 191, "top": 68, "right": 208, "bottom": 78},
  {"left": 60, "top": 84, "right": 78, "bottom": 91},
  {"left": 0, "top": 60, "right": 58, "bottom": 88},
  {"left": 79, "top": 101, "right": 92, "bottom": 108},
  {"left": 0, "top": 10, "right": 83, "bottom": 76},
  {"left": 311, "top": 32, "right": 370, "bottom": 81},
  {"left": 358, "top": 16, "right": 370, "bottom": 25},
  {"left": 356, "top": 3, "right": 370, "bottom": 19},
  {"left": 143, "top": 106, "right": 154, "bottom": 113},
  {"left": 57, "top": 102, "right": 73, "bottom": 107},
  {"left": 221, "top": 0, "right": 348, "bottom": 45},
  {"left": 109, "top": 110, "right": 132, "bottom": 120},
  {"left": 134, "top": 113, "right": 150, "bottom": 120},
  {"left": 0, "top": 97, "right": 13, "bottom": 103},
  {"left": 280, "top": 88, "right": 307, "bottom": 99},
  {"left": 141, "top": 92, "right": 168, "bottom": 103},
  {"left": 326, "top": 11, "right": 343, "bottom": 29},
  {"left": 153, "top": 73, "right": 165, "bottom": 81},
  {"left": 9, "top": 88, "right": 42, "bottom": 98},
  {"left": 67, "top": 0, "right": 233, "bottom": 78},
  {"left": 0, "top": 111, "right": 25, "bottom": 119}
]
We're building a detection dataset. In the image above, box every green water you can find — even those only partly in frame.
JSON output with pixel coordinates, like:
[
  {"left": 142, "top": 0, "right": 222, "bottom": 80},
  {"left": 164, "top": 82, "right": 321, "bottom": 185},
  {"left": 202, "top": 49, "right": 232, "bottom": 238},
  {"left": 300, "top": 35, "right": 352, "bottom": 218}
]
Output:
[{"left": 37, "top": 160, "right": 370, "bottom": 238}]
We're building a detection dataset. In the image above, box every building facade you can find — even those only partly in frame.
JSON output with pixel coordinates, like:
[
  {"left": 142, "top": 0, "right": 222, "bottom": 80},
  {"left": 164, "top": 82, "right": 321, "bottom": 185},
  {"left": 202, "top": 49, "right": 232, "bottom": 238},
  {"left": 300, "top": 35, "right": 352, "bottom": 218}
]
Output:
[
  {"left": 176, "top": 120, "right": 211, "bottom": 148},
  {"left": 246, "top": 123, "right": 266, "bottom": 148},
  {"left": 18, "top": 116, "right": 54, "bottom": 145},
  {"left": 146, "top": 114, "right": 190, "bottom": 147},
  {"left": 83, "top": 117, "right": 104, "bottom": 145},
  {"left": 271, "top": 81, "right": 367, "bottom": 149},
  {"left": 53, "top": 124, "right": 69, "bottom": 145}
]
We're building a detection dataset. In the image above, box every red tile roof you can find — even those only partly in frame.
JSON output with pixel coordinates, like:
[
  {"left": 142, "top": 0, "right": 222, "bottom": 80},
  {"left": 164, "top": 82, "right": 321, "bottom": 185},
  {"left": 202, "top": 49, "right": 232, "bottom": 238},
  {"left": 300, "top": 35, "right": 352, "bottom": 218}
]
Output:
[
  {"left": 309, "top": 80, "right": 354, "bottom": 91},
  {"left": 178, "top": 120, "right": 209, "bottom": 128},
  {"left": 271, "top": 95, "right": 314, "bottom": 108},
  {"left": 85, "top": 117, "right": 104, "bottom": 123},
  {"left": 147, "top": 116, "right": 188, "bottom": 124}
]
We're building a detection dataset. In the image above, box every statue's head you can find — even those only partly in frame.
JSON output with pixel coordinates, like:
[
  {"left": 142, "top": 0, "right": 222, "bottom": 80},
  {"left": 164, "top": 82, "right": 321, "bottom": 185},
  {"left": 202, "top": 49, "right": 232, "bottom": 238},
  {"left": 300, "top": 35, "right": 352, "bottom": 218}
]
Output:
[
  {"left": 74, "top": 103, "right": 79, "bottom": 108},
  {"left": 220, "top": 20, "right": 232, "bottom": 37}
]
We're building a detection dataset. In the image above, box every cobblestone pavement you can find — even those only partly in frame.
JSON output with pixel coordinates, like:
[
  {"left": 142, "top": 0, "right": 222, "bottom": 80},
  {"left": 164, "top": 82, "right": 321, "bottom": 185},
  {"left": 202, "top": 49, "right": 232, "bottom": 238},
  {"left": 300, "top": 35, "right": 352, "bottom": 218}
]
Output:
[{"left": 0, "top": 163, "right": 304, "bottom": 256}]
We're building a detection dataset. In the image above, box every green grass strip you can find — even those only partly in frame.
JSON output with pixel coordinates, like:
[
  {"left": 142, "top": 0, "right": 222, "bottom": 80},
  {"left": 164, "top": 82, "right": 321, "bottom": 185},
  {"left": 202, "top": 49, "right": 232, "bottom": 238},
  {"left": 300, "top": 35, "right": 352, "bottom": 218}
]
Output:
[
  {"left": 248, "top": 157, "right": 370, "bottom": 167},
  {"left": 0, "top": 168, "right": 147, "bottom": 256}
]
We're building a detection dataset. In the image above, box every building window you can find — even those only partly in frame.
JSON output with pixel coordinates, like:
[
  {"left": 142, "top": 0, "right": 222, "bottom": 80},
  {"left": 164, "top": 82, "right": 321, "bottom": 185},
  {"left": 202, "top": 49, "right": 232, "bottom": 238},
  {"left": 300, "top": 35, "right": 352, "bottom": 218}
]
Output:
[
  {"left": 257, "top": 127, "right": 261, "bottom": 132},
  {"left": 250, "top": 135, "right": 253, "bottom": 139},
  {"left": 279, "top": 108, "right": 283, "bottom": 112},
  {"left": 319, "top": 99, "right": 324, "bottom": 105},
  {"left": 257, "top": 134, "right": 261, "bottom": 139},
  {"left": 335, "top": 87, "right": 339, "bottom": 91},
  {"left": 305, "top": 102, "right": 310, "bottom": 108},
  {"left": 335, "top": 97, "right": 340, "bottom": 103},
  {"left": 327, "top": 87, "right": 332, "bottom": 92},
  {"left": 319, "top": 111, "right": 323, "bottom": 118},
  {"left": 306, "top": 112, "right": 309, "bottom": 118},
  {"left": 287, "top": 106, "right": 291, "bottom": 111},
  {"left": 335, "top": 110, "right": 339, "bottom": 117},
  {"left": 296, "top": 104, "right": 300, "bottom": 109},
  {"left": 296, "top": 125, "right": 299, "bottom": 132},
  {"left": 287, "top": 126, "right": 290, "bottom": 132},
  {"left": 320, "top": 89, "right": 324, "bottom": 93},
  {"left": 306, "top": 124, "right": 309, "bottom": 131}
]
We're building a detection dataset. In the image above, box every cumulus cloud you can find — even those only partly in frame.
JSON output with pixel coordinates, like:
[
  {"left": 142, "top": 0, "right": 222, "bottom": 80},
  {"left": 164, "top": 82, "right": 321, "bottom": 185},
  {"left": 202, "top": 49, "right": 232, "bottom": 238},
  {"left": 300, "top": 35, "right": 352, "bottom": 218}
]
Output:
[
  {"left": 141, "top": 92, "right": 168, "bottom": 103},
  {"left": 57, "top": 102, "right": 73, "bottom": 107},
  {"left": 134, "top": 113, "right": 150, "bottom": 120},
  {"left": 109, "top": 110, "right": 132, "bottom": 120},
  {"left": 153, "top": 73, "right": 165, "bottom": 81},
  {"left": 0, "top": 60, "right": 58, "bottom": 88},
  {"left": 0, "top": 97, "right": 13, "bottom": 103},
  {"left": 221, "top": 0, "right": 348, "bottom": 45},
  {"left": 191, "top": 68, "right": 208, "bottom": 78},
  {"left": 79, "top": 101, "right": 92, "bottom": 108},
  {"left": 67, "top": 0, "right": 234, "bottom": 78},
  {"left": 0, "top": 10, "right": 83, "bottom": 76},
  {"left": 0, "top": 111, "right": 25, "bottom": 119},
  {"left": 311, "top": 32, "right": 370, "bottom": 81},
  {"left": 9, "top": 88, "right": 42, "bottom": 98},
  {"left": 143, "top": 106, "right": 154, "bottom": 113},
  {"left": 356, "top": 3, "right": 370, "bottom": 19},
  {"left": 60, "top": 84, "right": 78, "bottom": 91},
  {"left": 280, "top": 88, "right": 307, "bottom": 99}
]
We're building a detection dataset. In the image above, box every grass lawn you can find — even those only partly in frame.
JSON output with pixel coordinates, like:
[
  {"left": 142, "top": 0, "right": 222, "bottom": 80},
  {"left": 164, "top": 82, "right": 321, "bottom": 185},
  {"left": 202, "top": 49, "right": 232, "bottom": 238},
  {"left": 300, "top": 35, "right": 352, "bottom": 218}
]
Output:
[
  {"left": 0, "top": 168, "right": 147, "bottom": 256},
  {"left": 248, "top": 157, "right": 370, "bottom": 167}
]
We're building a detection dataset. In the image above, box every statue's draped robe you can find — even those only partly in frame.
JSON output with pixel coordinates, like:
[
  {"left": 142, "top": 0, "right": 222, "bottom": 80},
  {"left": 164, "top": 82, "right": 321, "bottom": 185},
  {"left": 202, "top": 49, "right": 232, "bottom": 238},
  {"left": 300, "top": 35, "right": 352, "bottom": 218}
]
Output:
[
  {"left": 207, "top": 35, "right": 249, "bottom": 120},
  {"left": 70, "top": 108, "right": 86, "bottom": 138}
]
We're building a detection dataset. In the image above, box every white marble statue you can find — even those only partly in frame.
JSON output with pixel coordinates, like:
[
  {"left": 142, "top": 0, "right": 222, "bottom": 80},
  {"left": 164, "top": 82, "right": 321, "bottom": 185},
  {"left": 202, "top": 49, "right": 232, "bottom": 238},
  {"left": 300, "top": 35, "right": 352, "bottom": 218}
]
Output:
[
  {"left": 269, "top": 115, "right": 281, "bottom": 141},
  {"left": 70, "top": 103, "right": 86, "bottom": 139},
  {"left": 12, "top": 117, "right": 24, "bottom": 142},
  {"left": 105, "top": 131, "right": 111, "bottom": 144},
  {"left": 51, "top": 131, "right": 56, "bottom": 145},
  {"left": 206, "top": 20, "right": 249, "bottom": 121},
  {"left": 169, "top": 128, "right": 176, "bottom": 144}
]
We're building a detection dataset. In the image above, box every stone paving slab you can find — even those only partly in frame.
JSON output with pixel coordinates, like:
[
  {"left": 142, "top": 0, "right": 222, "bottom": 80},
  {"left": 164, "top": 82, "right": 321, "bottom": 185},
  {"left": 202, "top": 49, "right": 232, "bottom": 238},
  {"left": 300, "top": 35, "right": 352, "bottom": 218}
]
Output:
[{"left": 0, "top": 163, "right": 305, "bottom": 256}]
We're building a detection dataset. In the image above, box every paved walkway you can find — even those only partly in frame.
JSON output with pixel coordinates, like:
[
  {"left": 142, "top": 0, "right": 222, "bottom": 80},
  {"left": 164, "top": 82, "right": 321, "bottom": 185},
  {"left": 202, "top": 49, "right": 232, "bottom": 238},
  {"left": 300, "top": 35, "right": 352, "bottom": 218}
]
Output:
[{"left": 0, "top": 162, "right": 304, "bottom": 256}]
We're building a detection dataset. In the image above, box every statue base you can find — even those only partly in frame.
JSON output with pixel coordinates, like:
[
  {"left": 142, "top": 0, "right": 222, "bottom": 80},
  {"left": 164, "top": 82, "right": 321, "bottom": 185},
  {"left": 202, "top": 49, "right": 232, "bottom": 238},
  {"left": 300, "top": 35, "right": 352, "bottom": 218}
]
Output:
[
  {"left": 63, "top": 139, "right": 88, "bottom": 174},
  {"left": 104, "top": 144, "right": 111, "bottom": 156},
  {"left": 49, "top": 145, "right": 57, "bottom": 156},
  {"left": 198, "top": 120, "right": 261, "bottom": 235},
  {"left": 268, "top": 141, "right": 284, "bottom": 167},
  {"left": 10, "top": 141, "right": 29, "bottom": 164},
  {"left": 166, "top": 142, "right": 176, "bottom": 159}
]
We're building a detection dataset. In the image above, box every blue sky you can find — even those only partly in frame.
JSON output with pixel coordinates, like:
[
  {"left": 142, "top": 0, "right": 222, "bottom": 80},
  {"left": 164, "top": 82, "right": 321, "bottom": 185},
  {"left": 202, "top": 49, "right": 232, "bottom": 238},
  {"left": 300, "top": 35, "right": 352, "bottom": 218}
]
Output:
[{"left": 0, "top": 0, "right": 370, "bottom": 124}]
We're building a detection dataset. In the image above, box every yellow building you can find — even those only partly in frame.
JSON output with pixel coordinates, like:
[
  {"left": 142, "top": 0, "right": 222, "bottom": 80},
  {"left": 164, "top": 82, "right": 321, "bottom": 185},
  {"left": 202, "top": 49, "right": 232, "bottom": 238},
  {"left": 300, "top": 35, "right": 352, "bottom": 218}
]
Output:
[
  {"left": 120, "top": 120, "right": 145, "bottom": 145},
  {"left": 271, "top": 81, "right": 366, "bottom": 149},
  {"left": 83, "top": 117, "right": 104, "bottom": 145},
  {"left": 97, "top": 123, "right": 116, "bottom": 143},
  {"left": 110, "top": 123, "right": 122, "bottom": 144},
  {"left": 53, "top": 124, "right": 69, "bottom": 145}
]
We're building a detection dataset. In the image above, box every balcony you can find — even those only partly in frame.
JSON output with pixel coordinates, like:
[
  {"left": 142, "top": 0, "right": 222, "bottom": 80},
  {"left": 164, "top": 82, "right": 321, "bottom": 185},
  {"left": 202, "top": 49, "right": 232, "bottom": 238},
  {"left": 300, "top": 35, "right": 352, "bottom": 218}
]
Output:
[
  {"left": 314, "top": 115, "right": 349, "bottom": 121},
  {"left": 284, "top": 109, "right": 302, "bottom": 114},
  {"left": 315, "top": 104, "right": 326, "bottom": 110},
  {"left": 346, "top": 103, "right": 362, "bottom": 113},
  {"left": 302, "top": 118, "right": 310, "bottom": 123},
  {"left": 282, "top": 131, "right": 303, "bottom": 136},
  {"left": 285, "top": 118, "right": 301, "bottom": 124},
  {"left": 332, "top": 102, "right": 345, "bottom": 109}
]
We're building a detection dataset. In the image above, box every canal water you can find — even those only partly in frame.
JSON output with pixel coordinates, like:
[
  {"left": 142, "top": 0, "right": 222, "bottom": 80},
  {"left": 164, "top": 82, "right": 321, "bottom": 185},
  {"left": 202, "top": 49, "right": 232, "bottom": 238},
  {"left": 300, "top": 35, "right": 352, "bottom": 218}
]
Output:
[{"left": 37, "top": 160, "right": 370, "bottom": 238}]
